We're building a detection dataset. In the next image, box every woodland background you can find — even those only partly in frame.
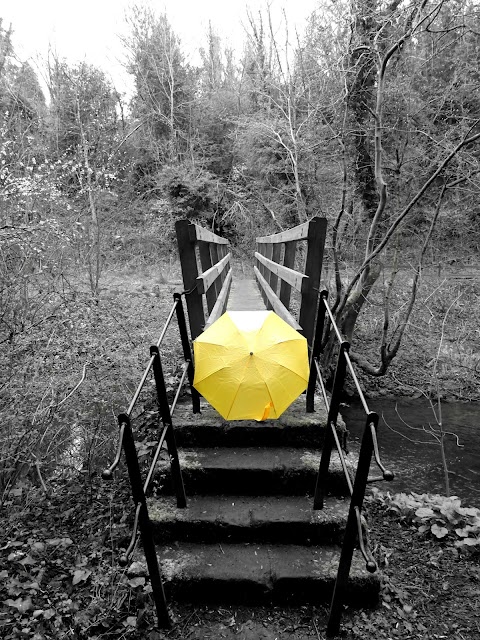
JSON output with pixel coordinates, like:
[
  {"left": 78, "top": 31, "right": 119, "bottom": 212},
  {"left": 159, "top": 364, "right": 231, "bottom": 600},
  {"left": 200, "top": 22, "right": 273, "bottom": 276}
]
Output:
[{"left": 2, "top": 0, "right": 480, "bottom": 496}]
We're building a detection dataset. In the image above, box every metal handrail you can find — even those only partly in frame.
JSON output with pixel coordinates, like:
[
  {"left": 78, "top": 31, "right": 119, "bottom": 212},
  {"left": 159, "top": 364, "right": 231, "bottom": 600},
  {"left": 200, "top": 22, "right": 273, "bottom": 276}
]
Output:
[
  {"left": 120, "top": 503, "right": 141, "bottom": 566},
  {"left": 127, "top": 354, "right": 156, "bottom": 417},
  {"left": 156, "top": 298, "right": 179, "bottom": 348},
  {"left": 118, "top": 361, "right": 193, "bottom": 565},
  {"left": 309, "top": 293, "right": 394, "bottom": 637},
  {"left": 143, "top": 425, "right": 169, "bottom": 496},
  {"left": 354, "top": 507, "right": 377, "bottom": 572},
  {"left": 101, "top": 293, "right": 198, "bottom": 629},
  {"left": 102, "top": 421, "right": 125, "bottom": 480},
  {"left": 368, "top": 420, "right": 394, "bottom": 481},
  {"left": 170, "top": 362, "right": 190, "bottom": 416},
  {"left": 102, "top": 296, "right": 198, "bottom": 479},
  {"left": 313, "top": 358, "right": 375, "bottom": 572},
  {"left": 313, "top": 296, "right": 394, "bottom": 487}
]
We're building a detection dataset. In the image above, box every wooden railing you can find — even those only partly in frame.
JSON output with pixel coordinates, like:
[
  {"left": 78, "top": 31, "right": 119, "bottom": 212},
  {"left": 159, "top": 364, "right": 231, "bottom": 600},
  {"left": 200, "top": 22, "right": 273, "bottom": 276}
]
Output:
[
  {"left": 255, "top": 217, "right": 327, "bottom": 351},
  {"left": 175, "top": 220, "right": 232, "bottom": 340}
]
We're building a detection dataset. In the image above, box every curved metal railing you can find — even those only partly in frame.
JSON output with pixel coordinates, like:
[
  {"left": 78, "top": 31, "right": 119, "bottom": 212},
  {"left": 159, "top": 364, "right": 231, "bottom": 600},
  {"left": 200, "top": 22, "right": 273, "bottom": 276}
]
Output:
[
  {"left": 308, "top": 290, "right": 394, "bottom": 637},
  {"left": 102, "top": 292, "right": 200, "bottom": 628}
]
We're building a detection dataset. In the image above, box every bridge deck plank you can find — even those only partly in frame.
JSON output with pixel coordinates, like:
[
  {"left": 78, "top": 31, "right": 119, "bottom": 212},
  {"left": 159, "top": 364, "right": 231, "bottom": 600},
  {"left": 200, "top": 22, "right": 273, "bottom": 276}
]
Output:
[{"left": 227, "top": 274, "right": 266, "bottom": 312}]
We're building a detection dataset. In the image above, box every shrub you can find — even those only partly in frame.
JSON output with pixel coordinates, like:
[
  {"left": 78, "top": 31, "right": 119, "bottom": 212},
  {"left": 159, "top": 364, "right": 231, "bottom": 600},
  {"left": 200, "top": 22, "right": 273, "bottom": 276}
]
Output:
[{"left": 372, "top": 489, "right": 480, "bottom": 550}]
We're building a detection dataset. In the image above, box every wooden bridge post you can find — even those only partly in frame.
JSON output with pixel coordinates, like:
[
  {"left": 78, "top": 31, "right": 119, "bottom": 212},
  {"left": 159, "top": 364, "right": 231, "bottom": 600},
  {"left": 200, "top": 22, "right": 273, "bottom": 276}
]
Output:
[
  {"left": 299, "top": 218, "right": 327, "bottom": 352},
  {"left": 279, "top": 241, "right": 296, "bottom": 310},
  {"left": 176, "top": 220, "right": 232, "bottom": 337},
  {"left": 175, "top": 220, "right": 205, "bottom": 340},
  {"left": 198, "top": 241, "right": 216, "bottom": 315},
  {"left": 264, "top": 243, "right": 274, "bottom": 310},
  {"left": 270, "top": 243, "right": 282, "bottom": 296},
  {"left": 210, "top": 244, "right": 222, "bottom": 289},
  {"left": 257, "top": 241, "right": 268, "bottom": 307}
]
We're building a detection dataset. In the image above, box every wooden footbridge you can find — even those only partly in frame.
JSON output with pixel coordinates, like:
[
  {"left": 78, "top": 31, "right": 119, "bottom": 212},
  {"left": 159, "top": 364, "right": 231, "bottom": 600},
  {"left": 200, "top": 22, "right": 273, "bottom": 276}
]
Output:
[{"left": 103, "top": 218, "right": 394, "bottom": 637}]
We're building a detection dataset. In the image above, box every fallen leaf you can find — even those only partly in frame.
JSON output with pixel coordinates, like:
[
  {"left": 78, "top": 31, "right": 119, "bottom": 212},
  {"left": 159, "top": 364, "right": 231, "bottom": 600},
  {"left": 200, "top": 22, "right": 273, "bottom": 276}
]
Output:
[
  {"left": 72, "top": 569, "right": 92, "bottom": 585},
  {"left": 47, "top": 537, "right": 73, "bottom": 548},
  {"left": 127, "top": 561, "right": 148, "bottom": 577},
  {"left": 2, "top": 541, "right": 24, "bottom": 549},
  {"left": 415, "top": 507, "right": 434, "bottom": 518},
  {"left": 431, "top": 524, "right": 449, "bottom": 539},
  {"left": 4, "top": 596, "right": 33, "bottom": 613},
  {"left": 127, "top": 576, "right": 145, "bottom": 588},
  {"left": 124, "top": 616, "right": 137, "bottom": 627}
]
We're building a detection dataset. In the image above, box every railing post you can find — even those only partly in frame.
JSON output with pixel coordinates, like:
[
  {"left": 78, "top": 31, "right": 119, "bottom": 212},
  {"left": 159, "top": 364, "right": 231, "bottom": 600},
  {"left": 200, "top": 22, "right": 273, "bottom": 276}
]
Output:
[
  {"left": 118, "top": 413, "right": 171, "bottom": 629},
  {"left": 198, "top": 241, "right": 216, "bottom": 314},
  {"left": 257, "top": 242, "right": 268, "bottom": 307},
  {"left": 173, "top": 293, "right": 201, "bottom": 414},
  {"left": 279, "top": 241, "right": 296, "bottom": 310},
  {"left": 264, "top": 243, "right": 274, "bottom": 310},
  {"left": 150, "top": 346, "right": 187, "bottom": 509},
  {"left": 326, "top": 412, "right": 378, "bottom": 637},
  {"left": 175, "top": 220, "right": 205, "bottom": 340},
  {"left": 306, "top": 291, "right": 328, "bottom": 412},
  {"left": 313, "top": 341, "right": 349, "bottom": 510},
  {"left": 270, "top": 242, "right": 282, "bottom": 297},
  {"left": 299, "top": 217, "right": 327, "bottom": 352}
]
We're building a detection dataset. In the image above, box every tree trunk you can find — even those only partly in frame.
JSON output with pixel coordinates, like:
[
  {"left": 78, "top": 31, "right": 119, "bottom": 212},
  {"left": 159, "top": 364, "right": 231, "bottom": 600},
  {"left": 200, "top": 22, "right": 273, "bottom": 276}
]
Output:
[
  {"left": 346, "top": 0, "right": 378, "bottom": 220},
  {"left": 340, "top": 262, "right": 381, "bottom": 342}
]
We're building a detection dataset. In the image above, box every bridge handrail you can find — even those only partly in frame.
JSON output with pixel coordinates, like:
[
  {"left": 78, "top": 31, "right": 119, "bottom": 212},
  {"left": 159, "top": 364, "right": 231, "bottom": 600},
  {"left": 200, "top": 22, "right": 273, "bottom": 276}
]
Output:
[
  {"left": 252, "top": 266, "right": 302, "bottom": 330},
  {"left": 255, "top": 252, "right": 307, "bottom": 291},
  {"left": 308, "top": 291, "right": 394, "bottom": 637},
  {"left": 256, "top": 220, "right": 310, "bottom": 243},
  {"left": 101, "top": 293, "right": 201, "bottom": 629},
  {"left": 196, "top": 252, "right": 231, "bottom": 294},
  {"left": 189, "top": 222, "right": 229, "bottom": 245},
  {"left": 254, "top": 217, "right": 327, "bottom": 352},
  {"left": 176, "top": 220, "right": 232, "bottom": 340}
]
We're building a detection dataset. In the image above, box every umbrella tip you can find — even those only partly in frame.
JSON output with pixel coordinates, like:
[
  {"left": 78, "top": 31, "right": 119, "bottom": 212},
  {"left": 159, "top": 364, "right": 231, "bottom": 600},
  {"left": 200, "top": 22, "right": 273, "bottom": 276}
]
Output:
[{"left": 249, "top": 351, "right": 253, "bottom": 356}]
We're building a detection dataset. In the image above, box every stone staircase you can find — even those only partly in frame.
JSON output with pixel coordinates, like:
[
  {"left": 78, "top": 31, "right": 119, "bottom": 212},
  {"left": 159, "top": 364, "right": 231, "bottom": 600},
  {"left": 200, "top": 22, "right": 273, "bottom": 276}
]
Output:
[{"left": 146, "top": 397, "right": 380, "bottom": 608}]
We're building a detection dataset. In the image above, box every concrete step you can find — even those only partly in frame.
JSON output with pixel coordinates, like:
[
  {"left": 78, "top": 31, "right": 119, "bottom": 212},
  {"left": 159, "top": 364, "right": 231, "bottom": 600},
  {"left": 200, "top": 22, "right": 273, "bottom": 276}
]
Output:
[
  {"left": 171, "top": 396, "right": 330, "bottom": 448},
  {"left": 148, "top": 495, "right": 349, "bottom": 545},
  {"left": 155, "top": 542, "right": 380, "bottom": 606},
  {"left": 156, "top": 447, "right": 354, "bottom": 497}
]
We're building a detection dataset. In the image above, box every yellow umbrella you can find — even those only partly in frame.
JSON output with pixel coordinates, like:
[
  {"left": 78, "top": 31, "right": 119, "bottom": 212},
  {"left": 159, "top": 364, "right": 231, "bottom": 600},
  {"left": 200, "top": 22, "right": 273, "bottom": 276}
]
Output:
[{"left": 193, "top": 310, "right": 309, "bottom": 421}]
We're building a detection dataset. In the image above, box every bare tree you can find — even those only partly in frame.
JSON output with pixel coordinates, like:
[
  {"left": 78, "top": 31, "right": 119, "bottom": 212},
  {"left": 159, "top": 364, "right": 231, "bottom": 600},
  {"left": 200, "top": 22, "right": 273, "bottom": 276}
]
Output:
[
  {"left": 322, "top": 0, "right": 480, "bottom": 373},
  {"left": 123, "top": 5, "right": 193, "bottom": 166}
]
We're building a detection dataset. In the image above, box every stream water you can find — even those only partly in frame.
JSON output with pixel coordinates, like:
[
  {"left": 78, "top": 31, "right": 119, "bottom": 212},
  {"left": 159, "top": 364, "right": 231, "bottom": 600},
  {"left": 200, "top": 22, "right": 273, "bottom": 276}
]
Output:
[{"left": 340, "top": 397, "right": 480, "bottom": 507}]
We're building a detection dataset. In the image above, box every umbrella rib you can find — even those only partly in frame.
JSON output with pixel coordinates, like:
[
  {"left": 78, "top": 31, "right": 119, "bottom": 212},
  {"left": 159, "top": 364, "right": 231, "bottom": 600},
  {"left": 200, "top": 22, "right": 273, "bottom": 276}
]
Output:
[
  {"left": 253, "top": 357, "right": 309, "bottom": 381},
  {"left": 249, "top": 358, "right": 277, "bottom": 419},
  {"left": 194, "top": 359, "right": 246, "bottom": 384},
  {"left": 194, "top": 365, "right": 231, "bottom": 385},
  {"left": 255, "top": 337, "right": 303, "bottom": 351},
  {"left": 262, "top": 379, "right": 276, "bottom": 411}
]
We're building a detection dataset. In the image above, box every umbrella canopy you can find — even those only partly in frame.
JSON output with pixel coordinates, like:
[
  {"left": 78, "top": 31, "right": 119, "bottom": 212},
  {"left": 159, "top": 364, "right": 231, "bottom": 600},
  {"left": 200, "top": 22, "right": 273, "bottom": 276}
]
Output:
[{"left": 193, "top": 310, "right": 309, "bottom": 421}]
